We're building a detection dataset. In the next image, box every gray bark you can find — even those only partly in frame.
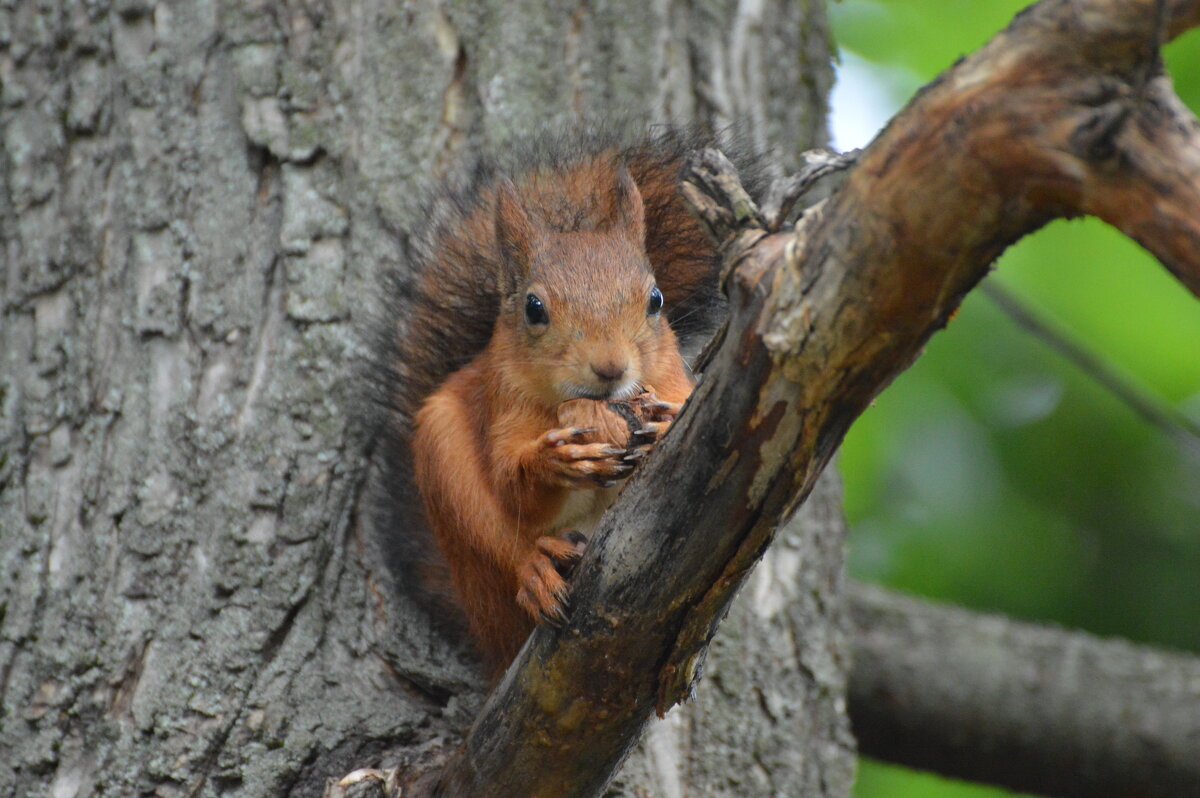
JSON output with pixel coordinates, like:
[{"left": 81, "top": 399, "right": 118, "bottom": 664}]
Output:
[
  {"left": 0, "top": 1, "right": 839, "bottom": 796},
  {"left": 610, "top": 470, "right": 856, "bottom": 798},
  {"left": 849, "top": 583, "right": 1200, "bottom": 798}
]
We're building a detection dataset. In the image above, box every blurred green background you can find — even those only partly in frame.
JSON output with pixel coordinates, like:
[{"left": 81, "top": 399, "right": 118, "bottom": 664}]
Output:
[{"left": 828, "top": 2, "right": 1200, "bottom": 796}]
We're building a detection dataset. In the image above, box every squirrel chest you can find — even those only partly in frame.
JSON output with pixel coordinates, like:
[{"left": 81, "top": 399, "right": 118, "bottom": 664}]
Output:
[{"left": 553, "top": 481, "right": 621, "bottom": 534}]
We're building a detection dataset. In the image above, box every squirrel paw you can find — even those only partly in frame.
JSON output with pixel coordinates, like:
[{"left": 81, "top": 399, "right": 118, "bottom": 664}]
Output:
[
  {"left": 516, "top": 532, "right": 588, "bottom": 626},
  {"left": 626, "top": 390, "right": 684, "bottom": 455},
  {"left": 541, "top": 427, "right": 633, "bottom": 488}
]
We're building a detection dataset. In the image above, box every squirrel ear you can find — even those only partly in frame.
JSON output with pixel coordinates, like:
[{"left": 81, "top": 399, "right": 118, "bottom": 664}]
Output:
[
  {"left": 610, "top": 164, "right": 646, "bottom": 248},
  {"left": 494, "top": 179, "right": 538, "bottom": 290}
]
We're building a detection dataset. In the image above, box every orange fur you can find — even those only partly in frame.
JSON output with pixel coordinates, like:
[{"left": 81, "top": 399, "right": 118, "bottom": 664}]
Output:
[{"left": 411, "top": 164, "right": 695, "bottom": 676}]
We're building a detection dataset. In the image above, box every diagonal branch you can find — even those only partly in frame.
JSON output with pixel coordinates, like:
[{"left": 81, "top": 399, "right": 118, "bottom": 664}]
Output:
[{"left": 416, "top": 1, "right": 1200, "bottom": 795}]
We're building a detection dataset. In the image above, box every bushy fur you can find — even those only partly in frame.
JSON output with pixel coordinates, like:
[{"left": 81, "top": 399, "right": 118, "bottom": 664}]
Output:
[{"left": 364, "top": 124, "right": 767, "bottom": 656}]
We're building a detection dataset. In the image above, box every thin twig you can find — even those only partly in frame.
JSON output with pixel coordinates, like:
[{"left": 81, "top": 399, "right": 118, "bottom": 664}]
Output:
[
  {"left": 983, "top": 281, "right": 1200, "bottom": 462},
  {"left": 763, "top": 148, "right": 860, "bottom": 231}
]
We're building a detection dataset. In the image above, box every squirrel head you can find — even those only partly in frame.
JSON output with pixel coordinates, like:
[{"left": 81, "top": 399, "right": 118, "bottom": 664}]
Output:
[{"left": 491, "top": 166, "right": 677, "bottom": 406}]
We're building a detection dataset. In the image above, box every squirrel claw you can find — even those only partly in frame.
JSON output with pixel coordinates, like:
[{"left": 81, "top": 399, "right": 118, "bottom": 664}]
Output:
[
  {"left": 636, "top": 389, "right": 683, "bottom": 419},
  {"left": 636, "top": 421, "right": 670, "bottom": 439},
  {"left": 630, "top": 427, "right": 657, "bottom": 444},
  {"left": 592, "top": 464, "right": 632, "bottom": 486},
  {"left": 539, "top": 603, "right": 570, "bottom": 628},
  {"left": 643, "top": 400, "right": 683, "bottom": 419}
]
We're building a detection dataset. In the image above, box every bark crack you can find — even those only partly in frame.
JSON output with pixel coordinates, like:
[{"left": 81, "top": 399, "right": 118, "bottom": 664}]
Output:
[{"left": 185, "top": 583, "right": 315, "bottom": 798}]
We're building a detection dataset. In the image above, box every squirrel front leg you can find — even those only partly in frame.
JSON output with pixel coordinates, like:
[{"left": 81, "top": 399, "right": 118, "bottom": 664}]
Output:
[
  {"left": 514, "top": 530, "right": 588, "bottom": 625},
  {"left": 415, "top": 388, "right": 624, "bottom": 668},
  {"left": 491, "top": 416, "right": 632, "bottom": 620},
  {"left": 414, "top": 385, "right": 571, "bottom": 668}
]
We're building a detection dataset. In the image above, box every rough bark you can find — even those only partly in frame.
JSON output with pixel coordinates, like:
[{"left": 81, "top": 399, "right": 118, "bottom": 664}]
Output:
[
  {"left": 0, "top": 1, "right": 840, "bottom": 796},
  {"left": 608, "top": 469, "right": 855, "bottom": 798},
  {"left": 427, "top": 0, "right": 1200, "bottom": 795},
  {"left": 849, "top": 583, "right": 1200, "bottom": 798}
]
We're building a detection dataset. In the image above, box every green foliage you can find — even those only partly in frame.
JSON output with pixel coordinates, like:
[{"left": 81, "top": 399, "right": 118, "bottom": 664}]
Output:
[
  {"left": 830, "top": 2, "right": 1200, "bottom": 795},
  {"left": 856, "top": 760, "right": 1036, "bottom": 798}
]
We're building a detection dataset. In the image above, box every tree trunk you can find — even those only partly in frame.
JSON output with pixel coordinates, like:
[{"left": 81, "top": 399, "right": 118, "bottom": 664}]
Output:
[{"left": 0, "top": 2, "right": 843, "bottom": 795}]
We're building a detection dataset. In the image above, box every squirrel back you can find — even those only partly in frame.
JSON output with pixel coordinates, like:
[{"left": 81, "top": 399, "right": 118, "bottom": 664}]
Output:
[{"left": 367, "top": 125, "right": 766, "bottom": 654}]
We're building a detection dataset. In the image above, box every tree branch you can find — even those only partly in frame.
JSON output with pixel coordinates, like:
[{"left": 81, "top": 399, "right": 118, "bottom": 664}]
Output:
[
  {"left": 418, "top": 1, "right": 1200, "bottom": 794},
  {"left": 1080, "top": 75, "right": 1200, "bottom": 297},
  {"left": 848, "top": 583, "right": 1200, "bottom": 798}
]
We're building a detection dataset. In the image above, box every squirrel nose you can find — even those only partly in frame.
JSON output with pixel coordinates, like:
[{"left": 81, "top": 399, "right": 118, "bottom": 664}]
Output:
[{"left": 591, "top": 361, "right": 627, "bottom": 382}]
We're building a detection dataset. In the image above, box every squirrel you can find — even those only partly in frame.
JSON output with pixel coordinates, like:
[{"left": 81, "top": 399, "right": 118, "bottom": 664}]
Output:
[{"left": 370, "top": 127, "right": 764, "bottom": 677}]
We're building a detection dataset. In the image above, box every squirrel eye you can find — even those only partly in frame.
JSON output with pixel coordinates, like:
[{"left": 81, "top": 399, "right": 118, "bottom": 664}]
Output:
[
  {"left": 524, "top": 293, "right": 549, "bottom": 326},
  {"left": 647, "top": 286, "right": 664, "bottom": 316}
]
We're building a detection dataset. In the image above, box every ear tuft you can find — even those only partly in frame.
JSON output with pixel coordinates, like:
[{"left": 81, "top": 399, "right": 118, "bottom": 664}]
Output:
[
  {"left": 611, "top": 164, "right": 646, "bottom": 248},
  {"left": 494, "top": 179, "right": 538, "bottom": 291}
]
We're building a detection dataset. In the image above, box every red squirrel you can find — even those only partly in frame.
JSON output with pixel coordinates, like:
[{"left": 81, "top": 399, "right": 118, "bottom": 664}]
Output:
[{"left": 372, "top": 129, "right": 761, "bottom": 676}]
